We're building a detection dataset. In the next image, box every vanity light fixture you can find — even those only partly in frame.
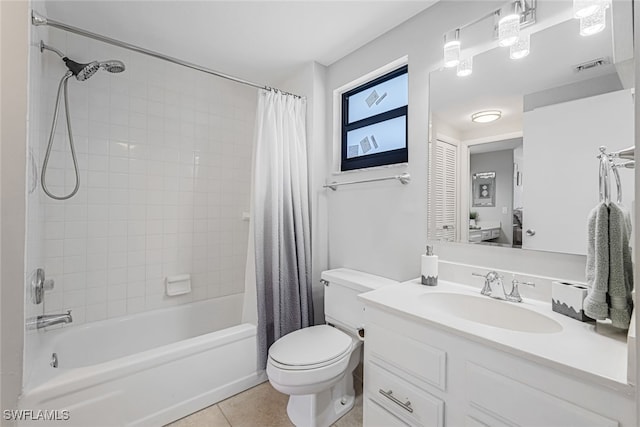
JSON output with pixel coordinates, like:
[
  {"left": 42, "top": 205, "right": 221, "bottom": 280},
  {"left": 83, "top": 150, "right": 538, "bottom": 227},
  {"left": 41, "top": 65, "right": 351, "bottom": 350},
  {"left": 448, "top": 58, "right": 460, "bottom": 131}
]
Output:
[
  {"left": 579, "top": 5, "right": 607, "bottom": 36},
  {"left": 510, "top": 33, "right": 530, "bottom": 59},
  {"left": 442, "top": 0, "right": 536, "bottom": 77},
  {"left": 471, "top": 110, "right": 502, "bottom": 123},
  {"left": 498, "top": 2, "right": 522, "bottom": 47},
  {"left": 443, "top": 29, "right": 461, "bottom": 68},
  {"left": 457, "top": 57, "right": 473, "bottom": 77}
]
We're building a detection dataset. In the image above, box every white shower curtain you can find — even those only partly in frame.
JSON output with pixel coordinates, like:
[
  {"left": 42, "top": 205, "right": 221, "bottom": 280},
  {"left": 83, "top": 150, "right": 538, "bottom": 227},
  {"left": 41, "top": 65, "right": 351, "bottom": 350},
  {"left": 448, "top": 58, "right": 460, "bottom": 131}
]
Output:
[{"left": 251, "top": 89, "right": 313, "bottom": 369}]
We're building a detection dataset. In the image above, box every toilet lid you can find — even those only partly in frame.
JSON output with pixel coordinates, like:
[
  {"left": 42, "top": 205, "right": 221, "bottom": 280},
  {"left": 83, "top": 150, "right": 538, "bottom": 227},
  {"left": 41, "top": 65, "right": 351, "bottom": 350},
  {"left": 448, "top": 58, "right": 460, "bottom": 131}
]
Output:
[{"left": 268, "top": 325, "right": 352, "bottom": 368}]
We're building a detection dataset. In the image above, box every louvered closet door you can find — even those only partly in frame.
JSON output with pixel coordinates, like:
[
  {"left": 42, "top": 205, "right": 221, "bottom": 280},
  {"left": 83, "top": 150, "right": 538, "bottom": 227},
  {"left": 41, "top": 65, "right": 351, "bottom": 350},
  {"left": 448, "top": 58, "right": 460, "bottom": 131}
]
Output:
[{"left": 429, "top": 139, "right": 458, "bottom": 242}]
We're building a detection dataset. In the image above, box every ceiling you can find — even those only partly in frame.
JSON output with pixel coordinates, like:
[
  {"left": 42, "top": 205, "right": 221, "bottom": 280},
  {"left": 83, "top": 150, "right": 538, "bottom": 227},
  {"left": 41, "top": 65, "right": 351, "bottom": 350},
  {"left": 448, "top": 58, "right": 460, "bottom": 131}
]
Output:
[{"left": 40, "top": 0, "right": 438, "bottom": 86}]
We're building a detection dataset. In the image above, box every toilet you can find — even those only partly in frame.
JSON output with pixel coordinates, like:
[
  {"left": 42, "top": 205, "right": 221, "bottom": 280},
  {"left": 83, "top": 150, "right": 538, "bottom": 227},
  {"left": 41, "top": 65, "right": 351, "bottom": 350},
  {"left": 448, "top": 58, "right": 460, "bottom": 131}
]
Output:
[{"left": 266, "top": 268, "right": 397, "bottom": 427}]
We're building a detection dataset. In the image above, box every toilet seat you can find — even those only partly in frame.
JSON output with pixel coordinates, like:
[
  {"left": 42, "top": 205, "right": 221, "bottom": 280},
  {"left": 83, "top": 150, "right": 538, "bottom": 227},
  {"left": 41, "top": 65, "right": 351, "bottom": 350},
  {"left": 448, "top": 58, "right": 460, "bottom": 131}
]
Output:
[{"left": 268, "top": 325, "right": 353, "bottom": 371}]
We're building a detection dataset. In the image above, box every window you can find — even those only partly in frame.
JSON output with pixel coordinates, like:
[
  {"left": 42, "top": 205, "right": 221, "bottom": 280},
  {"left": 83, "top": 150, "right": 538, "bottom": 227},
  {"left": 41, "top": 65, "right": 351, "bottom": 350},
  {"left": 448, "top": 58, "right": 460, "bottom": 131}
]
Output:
[{"left": 341, "top": 65, "right": 408, "bottom": 171}]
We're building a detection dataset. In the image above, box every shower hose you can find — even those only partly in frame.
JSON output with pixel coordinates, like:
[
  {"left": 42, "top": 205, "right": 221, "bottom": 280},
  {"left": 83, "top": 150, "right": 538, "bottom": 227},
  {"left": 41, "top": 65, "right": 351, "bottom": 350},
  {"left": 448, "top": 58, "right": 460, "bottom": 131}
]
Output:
[{"left": 41, "top": 70, "right": 81, "bottom": 200}]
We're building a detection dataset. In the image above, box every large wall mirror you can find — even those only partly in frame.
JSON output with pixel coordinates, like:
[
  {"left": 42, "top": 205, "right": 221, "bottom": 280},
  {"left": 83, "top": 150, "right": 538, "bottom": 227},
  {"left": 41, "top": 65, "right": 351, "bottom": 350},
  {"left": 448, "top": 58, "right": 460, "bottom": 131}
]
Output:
[{"left": 428, "top": 1, "right": 634, "bottom": 256}]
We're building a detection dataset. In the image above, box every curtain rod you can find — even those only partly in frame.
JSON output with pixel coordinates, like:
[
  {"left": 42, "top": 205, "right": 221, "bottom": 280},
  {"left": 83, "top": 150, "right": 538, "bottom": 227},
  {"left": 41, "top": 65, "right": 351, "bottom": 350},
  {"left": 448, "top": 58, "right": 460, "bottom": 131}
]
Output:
[{"left": 31, "top": 11, "right": 302, "bottom": 99}]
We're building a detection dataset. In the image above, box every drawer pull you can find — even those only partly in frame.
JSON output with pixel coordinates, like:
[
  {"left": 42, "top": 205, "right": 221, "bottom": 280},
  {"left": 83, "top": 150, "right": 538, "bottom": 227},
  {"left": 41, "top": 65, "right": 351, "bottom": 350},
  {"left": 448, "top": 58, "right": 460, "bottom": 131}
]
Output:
[{"left": 379, "top": 389, "right": 413, "bottom": 413}]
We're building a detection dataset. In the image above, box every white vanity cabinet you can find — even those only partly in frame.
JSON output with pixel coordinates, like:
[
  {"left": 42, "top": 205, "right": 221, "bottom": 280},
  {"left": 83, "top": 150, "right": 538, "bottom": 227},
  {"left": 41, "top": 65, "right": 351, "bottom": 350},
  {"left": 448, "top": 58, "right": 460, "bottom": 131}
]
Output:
[{"left": 363, "top": 306, "right": 635, "bottom": 427}]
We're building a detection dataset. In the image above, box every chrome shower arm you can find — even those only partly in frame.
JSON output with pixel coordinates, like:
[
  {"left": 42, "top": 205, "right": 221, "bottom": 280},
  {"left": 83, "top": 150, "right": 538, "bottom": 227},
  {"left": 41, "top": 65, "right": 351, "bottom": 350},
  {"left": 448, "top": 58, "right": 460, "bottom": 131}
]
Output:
[{"left": 40, "top": 40, "right": 65, "bottom": 58}]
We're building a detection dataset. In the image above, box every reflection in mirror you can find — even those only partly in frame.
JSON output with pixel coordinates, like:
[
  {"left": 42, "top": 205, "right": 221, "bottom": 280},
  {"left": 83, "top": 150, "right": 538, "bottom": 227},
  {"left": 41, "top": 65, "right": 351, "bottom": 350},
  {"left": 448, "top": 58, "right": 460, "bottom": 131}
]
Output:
[{"left": 427, "top": 2, "right": 634, "bottom": 256}]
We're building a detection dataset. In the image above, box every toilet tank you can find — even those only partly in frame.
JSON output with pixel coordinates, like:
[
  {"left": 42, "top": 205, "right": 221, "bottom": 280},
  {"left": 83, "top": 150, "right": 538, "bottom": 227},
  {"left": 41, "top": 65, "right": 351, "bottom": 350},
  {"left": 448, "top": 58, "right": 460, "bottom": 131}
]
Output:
[{"left": 321, "top": 268, "right": 397, "bottom": 333}]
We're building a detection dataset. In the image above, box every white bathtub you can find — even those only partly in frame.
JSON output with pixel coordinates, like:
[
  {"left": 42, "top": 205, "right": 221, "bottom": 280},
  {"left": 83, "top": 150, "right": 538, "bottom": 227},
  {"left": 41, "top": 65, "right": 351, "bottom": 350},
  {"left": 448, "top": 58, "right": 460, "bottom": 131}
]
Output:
[{"left": 19, "top": 294, "right": 266, "bottom": 426}]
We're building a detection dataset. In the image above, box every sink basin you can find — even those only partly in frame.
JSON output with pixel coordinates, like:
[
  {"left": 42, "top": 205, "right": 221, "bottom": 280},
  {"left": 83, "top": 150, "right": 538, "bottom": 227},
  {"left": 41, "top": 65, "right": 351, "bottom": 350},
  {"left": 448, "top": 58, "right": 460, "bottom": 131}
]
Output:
[{"left": 420, "top": 292, "right": 563, "bottom": 334}]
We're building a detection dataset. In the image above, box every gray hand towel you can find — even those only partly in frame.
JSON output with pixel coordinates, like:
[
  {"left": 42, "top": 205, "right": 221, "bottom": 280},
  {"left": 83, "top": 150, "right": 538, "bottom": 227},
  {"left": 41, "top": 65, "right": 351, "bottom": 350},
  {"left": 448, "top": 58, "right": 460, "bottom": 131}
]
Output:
[
  {"left": 608, "top": 202, "right": 634, "bottom": 329},
  {"left": 584, "top": 203, "right": 609, "bottom": 320}
]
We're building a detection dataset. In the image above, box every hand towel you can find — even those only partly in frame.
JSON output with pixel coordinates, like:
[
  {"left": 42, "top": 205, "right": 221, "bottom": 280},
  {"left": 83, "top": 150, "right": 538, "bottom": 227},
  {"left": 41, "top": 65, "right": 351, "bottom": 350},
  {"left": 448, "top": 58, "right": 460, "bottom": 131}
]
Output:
[
  {"left": 608, "top": 202, "right": 634, "bottom": 329},
  {"left": 584, "top": 202, "right": 609, "bottom": 320}
]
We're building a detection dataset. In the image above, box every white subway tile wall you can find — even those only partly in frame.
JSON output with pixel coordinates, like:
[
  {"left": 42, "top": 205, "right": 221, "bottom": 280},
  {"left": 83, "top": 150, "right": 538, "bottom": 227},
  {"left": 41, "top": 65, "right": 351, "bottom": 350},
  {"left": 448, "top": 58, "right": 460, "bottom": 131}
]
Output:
[{"left": 29, "top": 30, "right": 256, "bottom": 327}]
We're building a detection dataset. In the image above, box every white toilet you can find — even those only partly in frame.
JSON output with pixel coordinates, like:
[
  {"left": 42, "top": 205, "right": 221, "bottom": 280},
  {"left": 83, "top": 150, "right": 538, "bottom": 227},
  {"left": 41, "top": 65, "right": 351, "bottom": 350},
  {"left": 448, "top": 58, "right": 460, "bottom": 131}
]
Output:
[{"left": 266, "top": 268, "right": 397, "bottom": 427}]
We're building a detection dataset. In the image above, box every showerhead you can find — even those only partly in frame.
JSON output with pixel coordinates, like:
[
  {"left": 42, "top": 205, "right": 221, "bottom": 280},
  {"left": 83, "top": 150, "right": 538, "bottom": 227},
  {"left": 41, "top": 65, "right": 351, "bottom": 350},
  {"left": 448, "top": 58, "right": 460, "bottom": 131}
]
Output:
[
  {"left": 99, "top": 60, "right": 126, "bottom": 73},
  {"left": 63, "top": 57, "right": 100, "bottom": 81},
  {"left": 40, "top": 41, "right": 125, "bottom": 81}
]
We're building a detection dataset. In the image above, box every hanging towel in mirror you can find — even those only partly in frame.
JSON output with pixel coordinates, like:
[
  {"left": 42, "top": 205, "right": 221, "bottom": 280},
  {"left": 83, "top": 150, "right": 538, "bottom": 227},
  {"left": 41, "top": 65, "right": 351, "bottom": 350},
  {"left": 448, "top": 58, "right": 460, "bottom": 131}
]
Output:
[
  {"left": 584, "top": 202, "right": 609, "bottom": 320},
  {"left": 608, "top": 202, "right": 634, "bottom": 329}
]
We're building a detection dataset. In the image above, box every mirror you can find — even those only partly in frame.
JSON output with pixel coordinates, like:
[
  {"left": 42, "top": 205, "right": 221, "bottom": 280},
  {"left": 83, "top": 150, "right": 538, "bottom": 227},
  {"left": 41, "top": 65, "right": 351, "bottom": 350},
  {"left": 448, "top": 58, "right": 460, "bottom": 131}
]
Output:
[{"left": 428, "top": 2, "right": 634, "bottom": 256}]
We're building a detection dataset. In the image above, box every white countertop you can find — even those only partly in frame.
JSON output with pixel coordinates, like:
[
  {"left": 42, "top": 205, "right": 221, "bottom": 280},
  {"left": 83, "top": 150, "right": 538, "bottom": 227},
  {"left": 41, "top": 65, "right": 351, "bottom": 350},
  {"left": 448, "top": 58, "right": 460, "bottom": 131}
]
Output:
[{"left": 359, "top": 279, "right": 633, "bottom": 393}]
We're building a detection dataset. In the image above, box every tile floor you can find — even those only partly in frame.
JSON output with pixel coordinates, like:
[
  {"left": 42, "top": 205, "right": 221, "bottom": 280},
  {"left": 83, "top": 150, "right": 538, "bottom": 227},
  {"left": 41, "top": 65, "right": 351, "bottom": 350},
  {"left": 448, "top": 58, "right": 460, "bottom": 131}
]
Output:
[{"left": 167, "top": 374, "right": 363, "bottom": 427}]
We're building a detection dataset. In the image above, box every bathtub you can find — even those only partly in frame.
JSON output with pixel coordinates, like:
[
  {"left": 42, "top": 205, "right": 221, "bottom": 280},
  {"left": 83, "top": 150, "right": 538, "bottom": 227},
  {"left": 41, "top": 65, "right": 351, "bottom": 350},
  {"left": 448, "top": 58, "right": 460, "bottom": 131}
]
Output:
[{"left": 19, "top": 294, "right": 266, "bottom": 426}]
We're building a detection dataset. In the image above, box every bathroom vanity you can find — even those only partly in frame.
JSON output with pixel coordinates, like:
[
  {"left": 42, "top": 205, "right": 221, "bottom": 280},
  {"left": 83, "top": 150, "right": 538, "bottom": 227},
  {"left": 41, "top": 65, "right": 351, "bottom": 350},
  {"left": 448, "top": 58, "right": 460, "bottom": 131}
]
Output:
[{"left": 359, "top": 280, "right": 635, "bottom": 427}]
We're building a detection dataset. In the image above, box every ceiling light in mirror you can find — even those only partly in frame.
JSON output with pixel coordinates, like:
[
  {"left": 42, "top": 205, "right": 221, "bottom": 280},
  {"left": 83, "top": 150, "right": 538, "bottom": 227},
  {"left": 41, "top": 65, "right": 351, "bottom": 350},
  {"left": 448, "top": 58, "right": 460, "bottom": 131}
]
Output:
[
  {"left": 498, "top": 2, "right": 522, "bottom": 47},
  {"left": 457, "top": 57, "right": 473, "bottom": 77},
  {"left": 580, "top": 6, "right": 606, "bottom": 36},
  {"left": 471, "top": 110, "right": 502, "bottom": 123},
  {"left": 510, "top": 34, "right": 530, "bottom": 59},
  {"left": 443, "top": 29, "right": 461, "bottom": 68}
]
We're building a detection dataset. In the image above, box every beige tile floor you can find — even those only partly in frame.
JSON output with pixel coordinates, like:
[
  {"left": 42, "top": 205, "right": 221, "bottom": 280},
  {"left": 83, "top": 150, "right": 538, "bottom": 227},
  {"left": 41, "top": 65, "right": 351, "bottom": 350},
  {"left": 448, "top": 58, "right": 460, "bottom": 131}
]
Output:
[{"left": 167, "top": 375, "right": 363, "bottom": 427}]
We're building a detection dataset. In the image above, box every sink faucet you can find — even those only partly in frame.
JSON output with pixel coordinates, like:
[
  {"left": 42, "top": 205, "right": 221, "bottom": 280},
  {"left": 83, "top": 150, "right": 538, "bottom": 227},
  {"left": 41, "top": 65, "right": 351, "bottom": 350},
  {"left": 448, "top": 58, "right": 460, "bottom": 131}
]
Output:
[
  {"left": 472, "top": 272, "right": 536, "bottom": 303},
  {"left": 473, "top": 271, "right": 507, "bottom": 300},
  {"left": 26, "top": 310, "right": 72, "bottom": 330}
]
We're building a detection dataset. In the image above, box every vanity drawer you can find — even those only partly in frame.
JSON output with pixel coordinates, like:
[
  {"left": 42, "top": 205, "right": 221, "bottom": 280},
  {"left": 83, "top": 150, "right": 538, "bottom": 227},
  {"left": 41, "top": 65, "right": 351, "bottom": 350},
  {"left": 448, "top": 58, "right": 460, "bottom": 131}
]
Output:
[
  {"left": 367, "top": 361, "right": 444, "bottom": 427},
  {"left": 481, "top": 230, "right": 492, "bottom": 240},
  {"left": 490, "top": 229, "right": 500, "bottom": 239},
  {"left": 367, "top": 323, "right": 446, "bottom": 391}
]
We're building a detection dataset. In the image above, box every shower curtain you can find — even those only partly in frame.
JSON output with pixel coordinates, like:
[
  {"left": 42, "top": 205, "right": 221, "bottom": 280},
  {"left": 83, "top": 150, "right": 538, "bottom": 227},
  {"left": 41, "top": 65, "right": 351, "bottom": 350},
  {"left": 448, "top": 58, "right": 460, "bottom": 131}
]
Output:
[{"left": 251, "top": 89, "right": 313, "bottom": 369}]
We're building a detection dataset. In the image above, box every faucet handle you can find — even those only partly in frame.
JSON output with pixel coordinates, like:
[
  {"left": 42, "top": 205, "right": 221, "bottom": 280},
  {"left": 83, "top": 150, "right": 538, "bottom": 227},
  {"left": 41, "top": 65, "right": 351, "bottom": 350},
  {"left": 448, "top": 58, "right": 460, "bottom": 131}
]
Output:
[
  {"left": 472, "top": 271, "right": 503, "bottom": 296},
  {"left": 508, "top": 279, "right": 535, "bottom": 302}
]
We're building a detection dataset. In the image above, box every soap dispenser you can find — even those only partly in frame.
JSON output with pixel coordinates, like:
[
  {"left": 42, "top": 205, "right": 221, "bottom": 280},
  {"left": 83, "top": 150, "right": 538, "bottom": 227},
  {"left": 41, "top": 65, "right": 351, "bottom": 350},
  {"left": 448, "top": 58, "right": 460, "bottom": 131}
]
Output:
[{"left": 421, "top": 245, "right": 438, "bottom": 286}]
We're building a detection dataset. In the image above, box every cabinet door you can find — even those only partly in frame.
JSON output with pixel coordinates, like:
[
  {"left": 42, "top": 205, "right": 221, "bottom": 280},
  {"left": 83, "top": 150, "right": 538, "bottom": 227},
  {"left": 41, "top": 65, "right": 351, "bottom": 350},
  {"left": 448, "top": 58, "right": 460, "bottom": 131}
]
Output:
[
  {"left": 467, "top": 363, "right": 618, "bottom": 427},
  {"left": 522, "top": 89, "right": 633, "bottom": 255}
]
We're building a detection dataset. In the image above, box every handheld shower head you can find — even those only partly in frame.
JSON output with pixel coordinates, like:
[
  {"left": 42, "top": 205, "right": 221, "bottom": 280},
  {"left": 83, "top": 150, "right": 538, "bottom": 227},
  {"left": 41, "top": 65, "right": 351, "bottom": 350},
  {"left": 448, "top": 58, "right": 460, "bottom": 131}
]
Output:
[
  {"left": 99, "top": 60, "right": 126, "bottom": 73},
  {"left": 40, "top": 40, "right": 126, "bottom": 81},
  {"left": 63, "top": 58, "right": 100, "bottom": 81}
]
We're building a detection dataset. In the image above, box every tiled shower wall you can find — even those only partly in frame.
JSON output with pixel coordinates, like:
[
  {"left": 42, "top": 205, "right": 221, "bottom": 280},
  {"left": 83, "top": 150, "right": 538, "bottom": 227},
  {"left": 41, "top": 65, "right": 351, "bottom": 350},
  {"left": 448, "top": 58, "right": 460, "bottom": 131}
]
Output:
[{"left": 29, "top": 28, "right": 256, "bottom": 327}]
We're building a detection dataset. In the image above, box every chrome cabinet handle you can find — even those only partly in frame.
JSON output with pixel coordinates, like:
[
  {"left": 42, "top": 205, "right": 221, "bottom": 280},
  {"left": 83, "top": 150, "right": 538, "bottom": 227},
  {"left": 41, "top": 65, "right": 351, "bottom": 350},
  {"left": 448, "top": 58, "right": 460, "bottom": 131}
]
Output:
[
  {"left": 526, "top": 229, "right": 536, "bottom": 236},
  {"left": 379, "top": 389, "right": 413, "bottom": 413}
]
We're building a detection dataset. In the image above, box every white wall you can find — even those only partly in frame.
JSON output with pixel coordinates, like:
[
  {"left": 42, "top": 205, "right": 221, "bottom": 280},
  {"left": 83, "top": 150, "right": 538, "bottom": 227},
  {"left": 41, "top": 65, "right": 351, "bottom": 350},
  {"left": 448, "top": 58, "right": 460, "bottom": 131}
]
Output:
[
  {"left": 29, "top": 29, "right": 256, "bottom": 327},
  {"left": 1, "top": 0, "right": 29, "bottom": 414},
  {"left": 323, "top": 0, "right": 598, "bottom": 283}
]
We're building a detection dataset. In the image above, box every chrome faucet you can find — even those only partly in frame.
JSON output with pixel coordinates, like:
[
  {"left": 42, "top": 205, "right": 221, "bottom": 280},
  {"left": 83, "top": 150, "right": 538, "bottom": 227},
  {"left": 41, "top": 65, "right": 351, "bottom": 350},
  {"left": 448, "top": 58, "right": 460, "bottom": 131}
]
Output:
[
  {"left": 473, "top": 271, "right": 506, "bottom": 300},
  {"left": 507, "top": 278, "right": 536, "bottom": 303},
  {"left": 26, "top": 310, "right": 72, "bottom": 330},
  {"left": 472, "top": 272, "right": 535, "bottom": 303}
]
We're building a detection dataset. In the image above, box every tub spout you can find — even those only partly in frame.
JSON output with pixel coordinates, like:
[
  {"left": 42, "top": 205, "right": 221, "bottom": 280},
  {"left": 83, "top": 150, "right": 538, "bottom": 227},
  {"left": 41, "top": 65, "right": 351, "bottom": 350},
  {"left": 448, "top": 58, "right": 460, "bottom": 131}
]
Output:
[{"left": 26, "top": 310, "right": 72, "bottom": 330}]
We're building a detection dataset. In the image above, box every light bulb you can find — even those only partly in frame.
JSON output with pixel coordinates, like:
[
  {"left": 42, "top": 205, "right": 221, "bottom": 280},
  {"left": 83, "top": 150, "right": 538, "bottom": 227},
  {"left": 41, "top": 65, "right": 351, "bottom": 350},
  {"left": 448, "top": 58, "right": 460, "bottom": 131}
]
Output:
[
  {"left": 573, "top": 0, "right": 609, "bottom": 18},
  {"left": 457, "top": 57, "right": 473, "bottom": 77},
  {"left": 443, "top": 29, "right": 461, "bottom": 68},
  {"left": 510, "top": 34, "right": 530, "bottom": 59},
  {"left": 573, "top": 0, "right": 600, "bottom": 18},
  {"left": 498, "top": 2, "right": 521, "bottom": 47},
  {"left": 580, "top": 6, "right": 606, "bottom": 36}
]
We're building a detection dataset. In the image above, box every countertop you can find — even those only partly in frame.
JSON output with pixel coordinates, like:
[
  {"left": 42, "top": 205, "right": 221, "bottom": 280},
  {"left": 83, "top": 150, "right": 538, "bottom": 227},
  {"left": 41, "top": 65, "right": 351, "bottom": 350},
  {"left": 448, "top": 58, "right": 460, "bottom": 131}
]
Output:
[{"left": 359, "top": 279, "right": 633, "bottom": 394}]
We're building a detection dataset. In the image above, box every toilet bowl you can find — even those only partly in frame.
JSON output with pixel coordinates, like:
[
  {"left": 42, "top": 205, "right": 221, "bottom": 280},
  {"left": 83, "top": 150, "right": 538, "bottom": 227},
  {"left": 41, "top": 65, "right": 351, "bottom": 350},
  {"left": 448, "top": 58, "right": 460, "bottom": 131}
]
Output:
[
  {"left": 266, "top": 268, "right": 397, "bottom": 427},
  {"left": 267, "top": 325, "right": 361, "bottom": 426}
]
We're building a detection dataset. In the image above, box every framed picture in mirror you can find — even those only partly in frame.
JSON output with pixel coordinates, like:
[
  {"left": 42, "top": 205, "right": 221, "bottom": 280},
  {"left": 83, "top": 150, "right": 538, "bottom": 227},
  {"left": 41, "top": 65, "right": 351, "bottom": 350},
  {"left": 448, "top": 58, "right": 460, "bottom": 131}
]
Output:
[{"left": 472, "top": 172, "right": 496, "bottom": 207}]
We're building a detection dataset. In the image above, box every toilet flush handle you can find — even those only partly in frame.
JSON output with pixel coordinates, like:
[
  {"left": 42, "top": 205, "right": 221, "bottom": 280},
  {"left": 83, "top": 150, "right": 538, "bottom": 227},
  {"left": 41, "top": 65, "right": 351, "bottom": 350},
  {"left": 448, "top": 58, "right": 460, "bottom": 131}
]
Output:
[{"left": 357, "top": 328, "right": 365, "bottom": 340}]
